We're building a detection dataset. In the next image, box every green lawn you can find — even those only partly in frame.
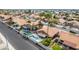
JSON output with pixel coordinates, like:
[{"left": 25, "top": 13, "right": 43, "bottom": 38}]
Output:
[{"left": 52, "top": 43, "right": 63, "bottom": 50}]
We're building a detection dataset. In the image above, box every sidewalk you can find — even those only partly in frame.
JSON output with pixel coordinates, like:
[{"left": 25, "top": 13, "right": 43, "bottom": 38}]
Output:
[
  {"left": 0, "top": 39, "right": 6, "bottom": 49},
  {"left": 0, "top": 32, "right": 15, "bottom": 50}
]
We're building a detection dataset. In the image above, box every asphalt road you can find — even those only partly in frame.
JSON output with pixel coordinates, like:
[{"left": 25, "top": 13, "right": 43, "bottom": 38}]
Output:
[{"left": 0, "top": 21, "right": 44, "bottom": 50}]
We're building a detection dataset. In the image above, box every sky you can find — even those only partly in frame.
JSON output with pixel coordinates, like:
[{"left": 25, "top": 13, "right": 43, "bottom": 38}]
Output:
[{"left": 0, "top": 0, "right": 79, "bottom": 9}]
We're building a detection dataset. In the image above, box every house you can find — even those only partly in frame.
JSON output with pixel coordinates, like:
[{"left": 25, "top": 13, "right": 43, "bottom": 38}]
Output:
[
  {"left": 37, "top": 25, "right": 59, "bottom": 38},
  {"left": 13, "top": 17, "right": 27, "bottom": 26},
  {"left": 59, "top": 18, "right": 66, "bottom": 24},
  {"left": 59, "top": 31, "right": 79, "bottom": 49},
  {"left": 29, "top": 14, "right": 40, "bottom": 19},
  {"left": 0, "top": 14, "right": 12, "bottom": 20},
  {"left": 36, "top": 30, "right": 48, "bottom": 38},
  {"left": 30, "top": 20, "right": 40, "bottom": 26},
  {"left": 66, "top": 20, "right": 79, "bottom": 29},
  {"left": 70, "top": 21, "right": 79, "bottom": 29}
]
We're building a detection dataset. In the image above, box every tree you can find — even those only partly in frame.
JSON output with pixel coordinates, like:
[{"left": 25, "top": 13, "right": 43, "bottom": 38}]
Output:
[
  {"left": 44, "top": 11, "right": 52, "bottom": 36},
  {"left": 39, "top": 11, "right": 53, "bottom": 36},
  {"left": 51, "top": 18, "right": 59, "bottom": 24},
  {"left": 25, "top": 10, "right": 31, "bottom": 15},
  {"left": 7, "top": 17, "right": 15, "bottom": 25},
  {"left": 65, "top": 13, "right": 69, "bottom": 17},
  {"left": 39, "top": 12, "right": 45, "bottom": 17},
  {"left": 27, "top": 20, "right": 31, "bottom": 23},
  {"left": 38, "top": 21, "right": 43, "bottom": 29}
]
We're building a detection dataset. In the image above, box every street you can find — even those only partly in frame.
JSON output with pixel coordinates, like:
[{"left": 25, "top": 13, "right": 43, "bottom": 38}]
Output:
[{"left": 0, "top": 21, "right": 44, "bottom": 50}]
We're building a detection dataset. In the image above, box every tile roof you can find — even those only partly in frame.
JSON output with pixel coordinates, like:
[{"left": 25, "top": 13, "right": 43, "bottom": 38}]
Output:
[
  {"left": 30, "top": 20, "right": 40, "bottom": 26},
  {"left": 0, "top": 14, "right": 12, "bottom": 19},
  {"left": 59, "top": 31, "right": 79, "bottom": 49},
  {"left": 13, "top": 17, "right": 27, "bottom": 26},
  {"left": 59, "top": 18, "right": 66, "bottom": 24},
  {"left": 37, "top": 26, "right": 59, "bottom": 37}
]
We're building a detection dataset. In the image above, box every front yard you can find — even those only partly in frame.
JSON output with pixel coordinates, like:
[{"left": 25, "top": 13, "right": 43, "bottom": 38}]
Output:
[
  {"left": 40, "top": 38, "right": 63, "bottom": 50},
  {"left": 51, "top": 43, "right": 63, "bottom": 50}
]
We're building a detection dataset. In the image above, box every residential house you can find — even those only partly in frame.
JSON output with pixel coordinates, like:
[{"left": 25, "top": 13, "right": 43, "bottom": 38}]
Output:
[
  {"left": 37, "top": 25, "right": 59, "bottom": 38},
  {"left": 13, "top": 17, "right": 27, "bottom": 26},
  {"left": 59, "top": 31, "right": 79, "bottom": 49}
]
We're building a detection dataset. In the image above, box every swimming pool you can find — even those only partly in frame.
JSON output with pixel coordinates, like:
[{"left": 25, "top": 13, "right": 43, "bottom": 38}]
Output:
[{"left": 28, "top": 34, "right": 42, "bottom": 43}]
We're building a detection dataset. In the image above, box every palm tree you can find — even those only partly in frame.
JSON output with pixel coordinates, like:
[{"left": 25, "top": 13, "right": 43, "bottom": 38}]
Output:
[
  {"left": 44, "top": 11, "right": 52, "bottom": 37},
  {"left": 39, "top": 11, "right": 52, "bottom": 37},
  {"left": 38, "top": 20, "right": 43, "bottom": 29}
]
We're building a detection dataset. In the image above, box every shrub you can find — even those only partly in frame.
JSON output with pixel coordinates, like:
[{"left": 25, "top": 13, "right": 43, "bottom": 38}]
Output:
[
  {"left": 41, "top": 38, "right": 52, "bottom": 46},
  {"left": 52, "top": 43, "right": 63, "bottom": 50}
]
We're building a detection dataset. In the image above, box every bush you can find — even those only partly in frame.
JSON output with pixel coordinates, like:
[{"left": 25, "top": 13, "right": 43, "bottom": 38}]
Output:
[
  {"left": 51, "top": 19, "right": 59, "bottom": 24},
  {"left": 32, "top": 26, "right": 38, "bottom": 31},
  {"left": 7, "top": 21, "right": 15, "bottom": 26},
  {"left": 52, "top": 43, "right": 63, "bottom": 50},
  {"left": 41, "top": 38, "right": 52, "bottom": 46}
]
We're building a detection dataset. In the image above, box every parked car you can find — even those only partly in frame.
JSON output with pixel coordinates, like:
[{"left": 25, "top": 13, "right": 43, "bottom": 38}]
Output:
[
  {"left": 13, "top": 24, "right": 20, "bottom": 30},
  {"left": 20, "top": 29, "right": 32, "bottom": 39},
  {"left": 11, "top": 24, "right": 21, "bottom": 32}
]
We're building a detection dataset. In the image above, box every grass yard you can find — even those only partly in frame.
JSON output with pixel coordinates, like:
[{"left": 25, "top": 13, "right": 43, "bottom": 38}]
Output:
[{"left": 51, "top": 43, "right": 63, "bottom": 50}]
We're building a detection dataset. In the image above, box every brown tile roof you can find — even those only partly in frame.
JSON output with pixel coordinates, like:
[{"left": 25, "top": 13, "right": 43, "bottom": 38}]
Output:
[
  {"left": 0, "top": 14, "right": 12, "bottom": 19},
  {"left": 59, "top": 31, "right": 79, "bottom": 49},
  {"left": 13, "top": 17, "right": 27, "bottom": 26},
  {"left": 30, "top": 14, "right": 40, "bottom": 19},
  {"left": 59, "top": 18, "right": 66, "bottom": 24},
  {"left": 30, "top": 20, "right": 40, "bottom": 26},
  {"left": 37, "top": 26, "right": 59, "bottom": 37}
]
